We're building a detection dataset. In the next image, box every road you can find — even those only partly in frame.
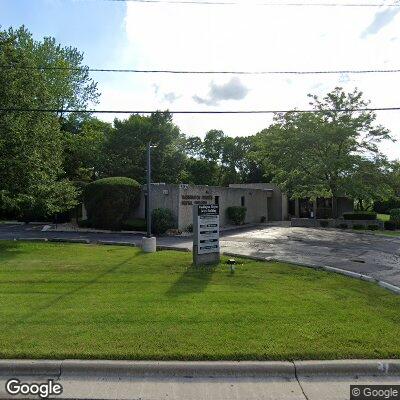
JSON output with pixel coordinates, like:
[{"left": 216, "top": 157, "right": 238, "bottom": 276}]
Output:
[{"left": 1, "top": 223, "right": 399, "bottom": 287}]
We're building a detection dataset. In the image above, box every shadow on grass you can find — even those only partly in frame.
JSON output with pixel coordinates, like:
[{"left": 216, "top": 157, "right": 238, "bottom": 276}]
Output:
[
  {"left": 0, "top": 241, "right": 24, "bottom": 262},
  {"left": 165, "top": 265, "right": 216, "bottom": 297},
  {"left": 7, "top": 253, "right": 140, "bottom": 328}
]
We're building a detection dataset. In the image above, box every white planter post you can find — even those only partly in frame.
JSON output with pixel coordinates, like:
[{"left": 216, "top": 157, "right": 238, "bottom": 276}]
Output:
[{"left": 142, "top": 141, "right": 156, "bottom": 253}]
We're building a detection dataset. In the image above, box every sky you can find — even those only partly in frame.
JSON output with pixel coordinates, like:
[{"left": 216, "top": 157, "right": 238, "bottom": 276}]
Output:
[{"left": 1, "top": 0, "right": 400, "bottom": 160}]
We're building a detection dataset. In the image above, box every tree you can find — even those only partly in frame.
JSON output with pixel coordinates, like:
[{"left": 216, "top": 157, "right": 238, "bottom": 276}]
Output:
[
  {"left": 183, "top": 158, "right": 220, "bottom": 186},
  {"left": 63, "top": 117, "right": 112, "bottom": 181},
  {"left": 0, "top": 26, "right": 98, "bottom": 219},
  {"left": 253, "top": 88, "right": 393, "bottom": 216},
  {"left": 101, "top": 111, "right": 187, "bottom": 184}
]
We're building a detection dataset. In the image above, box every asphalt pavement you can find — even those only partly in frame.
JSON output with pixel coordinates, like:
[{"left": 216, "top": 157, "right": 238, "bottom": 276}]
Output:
[{"left": 1, "top": 223, "right": 400, "bottom": 287}]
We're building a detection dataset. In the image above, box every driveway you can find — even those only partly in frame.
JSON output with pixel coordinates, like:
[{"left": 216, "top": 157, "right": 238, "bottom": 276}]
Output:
[
  {"left": 221, "top": 226, "right": 400, "bottom": 287},
  {"left": 1, "top": 224, "right": 399, "bottom": 287}
]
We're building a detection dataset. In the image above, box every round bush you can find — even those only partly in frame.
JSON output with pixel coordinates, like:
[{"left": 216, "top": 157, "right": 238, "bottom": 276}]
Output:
[
  {"left": 384, "top": 220, "right": 397, "bottom": 231},
  {"left": 343, "top": 212, "right": 377, "bottom": 221},
  {"left": 226, "top": 206, "right": 247, "bottom": 225},
  {"left": 319, "top": 220, "right": 329, "bottom": 228},
  {"left": 83, "top": 177, "right": 141, "bottom": 230},
  {"left": 151, "top": 208, "right": 175, "bottom": 235},
  {"left": 390, "top": 208, "right": 400, "bottom": 228}
]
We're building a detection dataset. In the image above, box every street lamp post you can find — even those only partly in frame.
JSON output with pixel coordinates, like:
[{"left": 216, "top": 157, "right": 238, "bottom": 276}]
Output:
[
  {"left": 142, "top": 140, "right": 156, "bottom": 252},
  {"left": 146, "top": 141, "right": 151, "bottom": 238}
]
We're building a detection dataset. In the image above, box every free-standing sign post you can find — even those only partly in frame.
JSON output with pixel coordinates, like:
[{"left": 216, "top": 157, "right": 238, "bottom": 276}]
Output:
[{"left": 193, "top": 204, "right": 220, "bottom": 266}]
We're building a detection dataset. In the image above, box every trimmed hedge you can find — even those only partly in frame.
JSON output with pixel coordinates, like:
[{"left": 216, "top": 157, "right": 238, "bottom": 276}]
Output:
[
  {"left": 226, "top": 206, "right": 247, "bottom": 225},
  {"left": 390, "top": 208, "right": 400, "bottom": 228},
  {"left": 83, "top": 177, "right": 141, "bottom": 230},
  {"left": 151, "top": 208, "right": 175, "bottom": 235},
  {"left": 343, "top": 211, "right": 377, "bottom": 221},
  {"left": 384, "top": 220, "right": 397, "bottom": 231},
  {"left": 374, "top": 198, "right": 400, "bottom": 214},
  {"left": 353, "top": 224, "right": 364, "bottom": 230}
]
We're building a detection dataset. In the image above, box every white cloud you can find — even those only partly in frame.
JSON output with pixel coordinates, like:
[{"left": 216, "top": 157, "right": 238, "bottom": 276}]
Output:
[
  {"left": 193, "top": 77, "right": 249, "bottom": 105},
  {"left": 96, "top": 2, "right": 400, "bottom": 160}
]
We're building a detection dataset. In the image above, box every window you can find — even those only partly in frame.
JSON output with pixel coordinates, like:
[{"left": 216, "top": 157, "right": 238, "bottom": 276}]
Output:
[
  {"left": 214, "top": 196, "right": 219, "bottom": 205},
  {"left": 241, "top": 196, "right": 245, "bottom": 207}
]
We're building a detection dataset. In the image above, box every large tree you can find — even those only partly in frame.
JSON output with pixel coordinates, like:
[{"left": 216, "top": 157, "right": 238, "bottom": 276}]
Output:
[
  {"left": 0, "top": 26, "right": 98, "bottom": 219},
  {"left": 184, "top": 131, "right": 267, "bottom": 186},
  {"left": 101, "top": 111, "right": 187, "bottom": 184},
  {"left": 253, "top": 87, "right": 394, "bottom": 215}
]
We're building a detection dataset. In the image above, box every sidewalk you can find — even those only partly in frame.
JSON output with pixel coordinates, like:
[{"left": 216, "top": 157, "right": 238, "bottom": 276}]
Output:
[{"left": 0, "top": 360, "right": 399, "bottom": 400}]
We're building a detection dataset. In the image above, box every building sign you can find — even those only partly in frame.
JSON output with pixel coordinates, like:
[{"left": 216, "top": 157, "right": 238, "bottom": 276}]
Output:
[
  {"left": 196, "top": 205, "right": 219, "bottom": 254},
  {"left": 181, "top": 194, "right": 213, "bottom": 206}
]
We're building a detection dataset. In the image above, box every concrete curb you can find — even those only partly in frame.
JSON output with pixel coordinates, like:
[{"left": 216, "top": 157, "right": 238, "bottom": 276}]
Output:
[
  {"left": 293, "top": 360, "right": 400, "bottom": 377},
  {"left": 0, "top": 360, "right": 60, "bottom": 377},
  {"left": 222, "top": 252, "right": 400, "bottom": 295},
  {"left": 17, "top": 238, "right": 48, "bottom": 242},
  {"left": 156, "top": 245, "right": 191, "bottom": 252},
  {"left": 96, "top": 240, "right": 137, "bottom": 247},
  {"left": 61, "top": 360, "right": 295, "bottom": 378},
  {"left": 0, "top": 360, "right": 399, "bottom": 379},
  {"left": 48, "top": 238, "right": 90, "bottom": 244}
]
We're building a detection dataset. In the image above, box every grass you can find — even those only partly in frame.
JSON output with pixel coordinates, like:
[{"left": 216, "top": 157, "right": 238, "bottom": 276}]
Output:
[
  {"left": 0, "top": 241, "right": 400, "bottom": 361},
  {"left": 377, "top": 214, "right": 390, "bottom": 222},
  {"left": 372, "top": 230, "right": 400, "bottom": 237}
]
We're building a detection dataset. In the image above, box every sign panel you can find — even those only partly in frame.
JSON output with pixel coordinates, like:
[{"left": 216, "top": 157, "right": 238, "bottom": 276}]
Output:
[{"left": 196, "top": 205, "right": 219, "bottom": 254}]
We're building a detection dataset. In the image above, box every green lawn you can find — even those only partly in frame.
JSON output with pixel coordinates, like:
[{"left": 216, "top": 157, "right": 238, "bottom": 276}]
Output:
[
  {"left": 377, "top": 214, "right": 390, "bottom": 222},
  {"left": 0, "top": 241, "right": 399, "bottom": 360},
  {"left": 372, "top": 230, "right": 400, "bottom": 237}
]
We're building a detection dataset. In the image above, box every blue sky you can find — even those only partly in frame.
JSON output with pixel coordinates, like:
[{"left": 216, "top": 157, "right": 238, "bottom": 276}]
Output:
[
  {"left": 1, "top": 0, "right": 400, "bottom": 160},
  {"left": 0, "top": 0, "right": 127, "bottom": 67}
]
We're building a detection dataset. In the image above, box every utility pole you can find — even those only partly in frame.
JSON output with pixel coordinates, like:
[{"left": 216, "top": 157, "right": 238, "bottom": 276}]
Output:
[
  {"left": 142, "top": 140, "right": 156, "bottom": 252},
  {"left": 146, "top": 141, "right": 151, "bottom": 238}
]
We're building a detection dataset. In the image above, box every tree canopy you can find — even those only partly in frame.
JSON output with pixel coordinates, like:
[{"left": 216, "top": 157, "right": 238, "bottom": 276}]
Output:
[{"left": 252, "top": 87, "right": 395, "bottom": 211}]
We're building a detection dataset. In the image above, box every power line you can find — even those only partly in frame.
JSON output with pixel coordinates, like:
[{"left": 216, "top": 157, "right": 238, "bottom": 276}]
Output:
[
  {"left": 2, "top": 65, "right": 400, "bottom": 75},
  {"left": 102, "top": 0, "right": 400, "bottom": 6},
  {"left": 1, "top": 107, "right": 400, "bottom": 114}
]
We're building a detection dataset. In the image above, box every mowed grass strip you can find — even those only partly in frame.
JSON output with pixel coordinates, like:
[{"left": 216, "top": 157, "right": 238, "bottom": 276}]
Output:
[{"left": 0, "top": 241, "right": 399, "bottom": 360}]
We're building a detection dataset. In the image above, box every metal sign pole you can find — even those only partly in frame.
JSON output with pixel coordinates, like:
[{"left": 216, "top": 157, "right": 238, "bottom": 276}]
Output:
[{"left": 146, "top": 141, "right": 151, "bottom": 238}]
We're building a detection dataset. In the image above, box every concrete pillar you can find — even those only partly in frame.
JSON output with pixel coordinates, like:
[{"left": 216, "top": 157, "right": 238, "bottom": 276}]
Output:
[
  {"left": 313, "top": 200, "right": 317, "bottom": 219},
  {"left": 294, "top": 199, "right": 300, "bottom": 218},
  {"left": 82, "top": 203, "right": 87, "bottom": 220}
]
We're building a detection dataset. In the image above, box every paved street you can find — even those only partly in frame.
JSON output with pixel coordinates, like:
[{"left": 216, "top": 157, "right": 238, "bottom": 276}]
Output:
[{"left": 1, "top": 223, "right": 399, "bottom": 286}]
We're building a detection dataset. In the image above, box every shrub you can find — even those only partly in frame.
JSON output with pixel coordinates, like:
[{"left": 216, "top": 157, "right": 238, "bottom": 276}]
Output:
[
  {"left": 226, "top": 206, "right": 247, "bottom": 225},
  {"left": 337, "top": 223, "right": 348, "bottom": 229},
  {"left": 367, "top": 224, "right": 379, "bottom": 231},
  {"left": 152, "top": 208, "right": 175, "bottom": 235},
  {"left": 186, "top": 223, "right": 193, "bottom": 233},
  {"left": 353, "top": 224, "right": 364, "bottom": 230},
  {"left": 78, "top": 219, "right": 92, "bottom": 228},
  {"left": 374, "top": 198, "right": 400, "bottom": 214},
  {"left": 319, "top": 220, "right": 329, "bottom": 228},
  {"left": 121, "top": 218, "right": 146, "bottom": 231},
  {"left": 390, "top": 208, "right": 400, "bottom": 228},
  {"left": 384, "top": 220, "right": 397, "bottom": 231},
  {"left": 343, "top": 212, "right": 377, "bottom": 221},
  {"left": 83, "top": 177, "right": 141, "bottom": 230}
]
